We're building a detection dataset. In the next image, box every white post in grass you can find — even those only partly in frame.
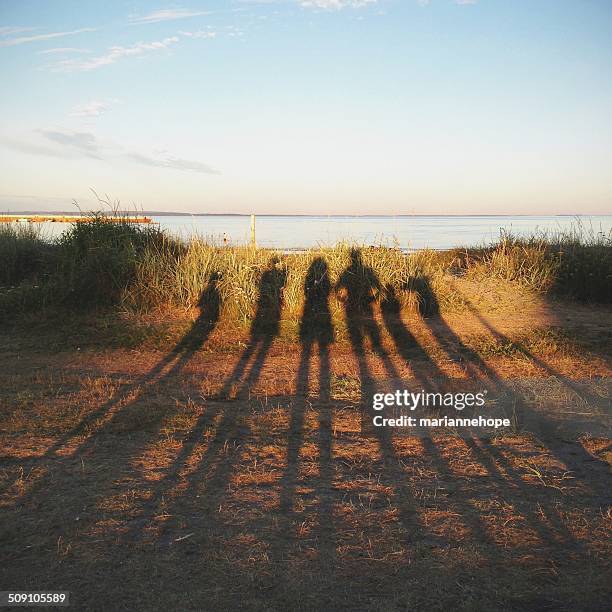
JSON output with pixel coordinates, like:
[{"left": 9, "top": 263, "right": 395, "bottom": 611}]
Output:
[{"left": 250, "top": 214, "right": 256, "bottom": 249}]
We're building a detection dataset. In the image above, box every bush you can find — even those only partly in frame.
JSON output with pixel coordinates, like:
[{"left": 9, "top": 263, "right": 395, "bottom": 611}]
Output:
[
  {"left": 0, "top": 223, "right": 53, "bottom": 286},
  {"left": 464, "top": 226, "right": 611, "bottom": 303},
  {"left": 551, "top": 233, "right": 612, "bottom": 303},
  {"left": 51, "top": 214, "right": 170, "bottom": 308},
  {"left": 466, "top": 232, "right": 560, "bottom": 292}
]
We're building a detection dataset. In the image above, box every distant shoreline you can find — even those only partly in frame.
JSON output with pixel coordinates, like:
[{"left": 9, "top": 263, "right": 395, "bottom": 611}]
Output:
[{"left": 2, "top": 211, "right": 610, "bottom": 218}]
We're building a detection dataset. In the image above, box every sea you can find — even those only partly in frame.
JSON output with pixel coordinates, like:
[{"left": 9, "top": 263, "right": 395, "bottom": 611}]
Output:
[{"left": 20, "top": 214, "right": 612, "bottom": 251}]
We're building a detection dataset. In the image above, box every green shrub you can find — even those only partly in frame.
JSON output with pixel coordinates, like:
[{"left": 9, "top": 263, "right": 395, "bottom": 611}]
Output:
[
  {"left": 461, "top": 225, "right": 611, "bottom": 303},
  {"left": 50, "top": 214, "right": 171, "bottom": 308},
  {"left": 0, "top": 223, "right": 53, "bottom": 286},
  {"left": 551, "top": 234, "right": 611, "bottom": 302}
]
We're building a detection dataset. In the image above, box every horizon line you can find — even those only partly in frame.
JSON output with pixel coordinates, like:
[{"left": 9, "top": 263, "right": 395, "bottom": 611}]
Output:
[{"left": 3, "top": 211, "right": 611, "bottom": 218}]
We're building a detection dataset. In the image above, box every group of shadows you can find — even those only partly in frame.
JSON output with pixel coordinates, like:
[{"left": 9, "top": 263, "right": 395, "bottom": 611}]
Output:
[{"left": 6, "top": 249, "right": 611, "bottom": 576}]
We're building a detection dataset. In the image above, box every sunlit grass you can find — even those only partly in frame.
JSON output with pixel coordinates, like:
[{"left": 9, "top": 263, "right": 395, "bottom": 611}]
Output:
[{"left": 1, "top": 214, "right": 610, "bottom": 321}]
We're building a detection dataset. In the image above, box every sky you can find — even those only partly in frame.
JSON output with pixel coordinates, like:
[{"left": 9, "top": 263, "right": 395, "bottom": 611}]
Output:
[{"left": 0, "top": 0, "right": 611, "bottom": 215}]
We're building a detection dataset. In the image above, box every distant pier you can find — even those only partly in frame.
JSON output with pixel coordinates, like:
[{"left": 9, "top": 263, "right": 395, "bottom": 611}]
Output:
[{"left": 0, "top": 214, "right": 153, "bottom": 224}]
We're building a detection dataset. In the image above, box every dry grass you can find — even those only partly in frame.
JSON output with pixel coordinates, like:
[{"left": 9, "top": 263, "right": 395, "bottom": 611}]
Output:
[
  {"left": 124, "top": 240, "right": 464, "bottom": 319},
  {"left": 1, "top": 215, "right": 610, "bottom": 322},
  {"left": 0, "top": 296, "right": 610, "bottom": 610}
]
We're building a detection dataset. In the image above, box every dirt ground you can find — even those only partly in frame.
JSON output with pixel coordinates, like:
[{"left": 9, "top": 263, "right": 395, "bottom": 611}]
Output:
[{"left": 0, "top": 299, "right": 610, "bottom": 611}]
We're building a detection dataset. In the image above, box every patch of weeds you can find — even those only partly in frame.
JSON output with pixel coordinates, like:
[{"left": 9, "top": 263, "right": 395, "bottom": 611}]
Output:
[
  {"left": 467, "top": 334, "right": 522, "bottom": 358},
  {"left": 331, "top": 373, "right": 361, "bottom": 400},
  {"left": 5, "top": 313, "right": 194, "bottom": 352},
  {"left": 521, "top": 327, "right": 576, "bottom": 356},
  {"left": 464, "top": 327, "right": 592, "bottom": 360}
]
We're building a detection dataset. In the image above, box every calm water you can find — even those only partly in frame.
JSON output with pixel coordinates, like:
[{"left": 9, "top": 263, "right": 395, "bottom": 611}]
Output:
[{"left": 27, "top": 215, "right": 612, "bottom": 251}]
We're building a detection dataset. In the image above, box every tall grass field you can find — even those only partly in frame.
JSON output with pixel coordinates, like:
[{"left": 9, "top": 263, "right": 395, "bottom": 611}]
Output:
[{"left": 1, "top": 214, "right": 610, "bottom": 322}]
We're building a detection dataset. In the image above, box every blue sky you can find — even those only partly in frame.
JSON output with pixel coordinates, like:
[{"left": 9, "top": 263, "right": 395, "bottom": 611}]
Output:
[{"left": 1, "top": 0, "right": 611, "bottom": 214}]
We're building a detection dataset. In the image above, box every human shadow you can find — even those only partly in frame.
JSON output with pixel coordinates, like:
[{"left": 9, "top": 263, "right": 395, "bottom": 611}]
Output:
[
  {"left": 336, "top": 248, "right": 382, "bottom": 359},
  {"left": 335, "top": 249, "right": 431, "bottom": 543},
  {"left": 335, "top": 249, "right": 403, "bottom": 403},
  {"left": 219, "top": 256, "right": 288, "bottom": 399},
  {"left": 380, "top": 282, "right": 514, "bottom": 553},
  {"left": 279, "top": 257, "right": 335, "bottom": 562},
  {"left": 4, "top": 273, "right": 224, "bottom": 564},
  {"left": 4, "top": 273, "right": 222, "bottom": 500},
  {"left": 382, "top": 275, "right": 606, "bottom": 554},
  {"left": 380, "top": 283, "right": 443, "bottom": 392},
  {"left": 413, "top": 277, "right": 607, "bottom": 449},
  {"left": 410, "top": 275, "right": 440, "bottom": 319},
  {"left": 171, "top": 271, "right": 222, "bottom": 353},
  {"left": 123, "top": 257, "right": 288, "bottom": 545}
]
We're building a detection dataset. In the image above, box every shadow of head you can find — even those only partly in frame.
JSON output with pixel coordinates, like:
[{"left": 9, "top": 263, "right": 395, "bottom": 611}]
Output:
[
  {"left": 337, "top": 248, "right": 381, "bottom": 307},
  {"left": 409, "top": 275, "right": 440, "bottom": 318},
  {"left": 381, "top": 283, "right": 401, "bottom": 315},
  {"left": 259, "top": 256, "right": 287, "bottom": 301},
  {"left": 304, "top": 256, "right": 331, "bottom": 300},
  {"left": 196, "top": 271, "right": 222, "bottom": 322}
]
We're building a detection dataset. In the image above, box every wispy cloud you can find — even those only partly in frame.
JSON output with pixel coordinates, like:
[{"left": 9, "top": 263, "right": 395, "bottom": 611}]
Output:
[
  {"left": 2, "top": 129, "right": 219, "bottom": 175},
  {"left": 299, "top": 0, "right": 378, "bottom": 9},
  {"left": 70, "top": 100, "right": 116, "bottom": 118},
  {"left": 126, "top": 152, "right": 219, "bottom": 174},
  {"left": 39, "top": 129, "right": 102, "bottom": 158},
  {"left": 53, "top": 36, "right": 179, "bottom": 72},
  {"left": 417, "top": 0, "right": 476, "bottom": 5},
  {"left": 128, "top": 8, "right": 211, "bottom": 24},
  {"left": 0, "top": 26, "right": 37, "bottom": 36},
  {"left": 0, "top": 138, "right": 75, "bottom": 160},
  {"left": 180, "top": 30, "right": 217, "bottom": 39},
  {"left": 0, "top": 27, "right": 96, "bottom": 48},
  {"left": 38, "top": 47, "right": 90, "bottom": 55}
]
